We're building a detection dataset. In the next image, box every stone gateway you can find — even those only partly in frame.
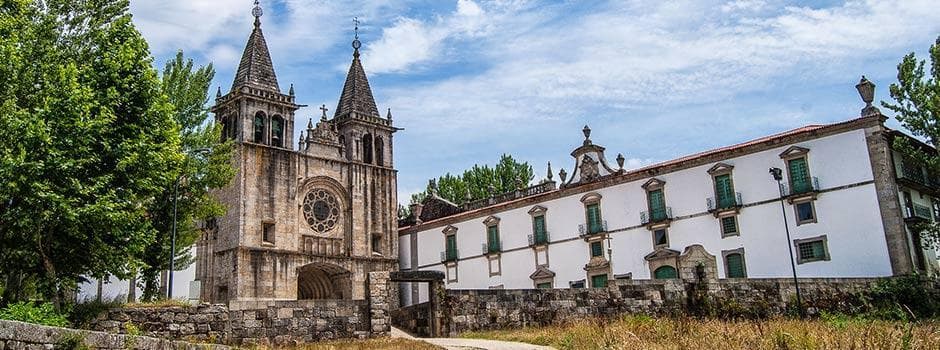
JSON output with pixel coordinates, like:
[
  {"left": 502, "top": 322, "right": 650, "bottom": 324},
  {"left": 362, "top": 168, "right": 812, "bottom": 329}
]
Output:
[{"left": 194, "top": 2, "right": 399, "bottom": 304}]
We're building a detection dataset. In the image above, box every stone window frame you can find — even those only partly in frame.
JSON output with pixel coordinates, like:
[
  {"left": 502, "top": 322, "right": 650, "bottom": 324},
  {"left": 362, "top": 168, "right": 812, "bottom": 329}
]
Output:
[
  {"left": 442, "top": 225, "right": 459, "bottom": 265},
  {"left": 779, "top": 146, "right": 816, "bottom": 198},
  {"left": 721, "top": 248, "right": 747, "bottom": 279},
  {"left": 487, "top": 253, "right": 502, "bottom": 277},
  {"left": 652, "top": 227, "right": 670, "bottom": 249},
  {"left": 588, "top": 272, "right": 609, "bottom": 288},
  {"left": 794, "top": 234, "right": 831, "bottom": 264},
  {"left": 720, "top": 215, "right": 740, "bottom": 238},
  {"left": 707, "top": 163, "right": 737, "bottom": 207},
  {"left": 589, "top": 241, "right": 604, "bottom": 258},
  {"left": 644, "top": 248, "right": 679, "bottom": 279},
  {"left": 642, "top": 178, "right": 670, "bottom": 228},
  {"left": 528, "top": 205, "right": 549, "bottom": 246},
  {"left": 580, "top": 192, "right": 604, "bottom": 234},
  {"left": 483, "top": 216, "right": 502, "bottom": 255},
  {"left": 793, "top": 200, "right": 818, "bottom": 226},
  {"left": 530, "top": 265, "right": 556, "bottom": 289},
  {"left": 271, "top": 115, "right": 285, "bottom": 148},
  {"left": 261, "top": 220, "right": 275, "bottom": 246}
]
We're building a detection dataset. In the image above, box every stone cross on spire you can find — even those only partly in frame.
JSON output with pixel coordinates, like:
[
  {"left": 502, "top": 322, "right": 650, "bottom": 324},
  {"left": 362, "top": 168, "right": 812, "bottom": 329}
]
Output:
[{"left": 320, "top": 104, "right": 329, "bottom": 121}]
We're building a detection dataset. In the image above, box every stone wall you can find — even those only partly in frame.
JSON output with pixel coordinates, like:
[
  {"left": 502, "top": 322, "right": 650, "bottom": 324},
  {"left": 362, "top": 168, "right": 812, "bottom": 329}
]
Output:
[
  {"left": 391, "top": 302, "right": 432, "bottom": 337},
  {"left": 440, "top": 278, "right": 881, "bottom": 336},
  {"left": 0, "top": 319, "right": 228, "bottom": 350}
]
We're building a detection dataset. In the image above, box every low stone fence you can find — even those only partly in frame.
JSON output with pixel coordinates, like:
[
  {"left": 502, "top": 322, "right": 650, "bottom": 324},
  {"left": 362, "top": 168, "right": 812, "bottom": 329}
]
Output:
[
  {"left": 440, "top": 278, "right": 882, "bottom": 336},
  {"left": 0, "top": 319, "right": 229, "bottom": 350},
  {"left": 89, "top": 272, "right": 392, "bottom": 346},
  {"left": 391, "top": 301, "right": 433, "bottom": 337}
]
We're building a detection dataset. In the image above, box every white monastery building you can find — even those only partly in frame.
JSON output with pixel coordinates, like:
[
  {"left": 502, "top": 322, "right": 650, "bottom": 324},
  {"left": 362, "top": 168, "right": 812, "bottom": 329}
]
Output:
[{"left": 397, "top": 78, "right": 939, "bottom": 306}]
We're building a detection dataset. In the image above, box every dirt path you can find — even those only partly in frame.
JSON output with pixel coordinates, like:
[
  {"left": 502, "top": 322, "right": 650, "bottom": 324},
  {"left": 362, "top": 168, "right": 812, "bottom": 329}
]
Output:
[{"left": 391, "top": 326, "right": 556, "bottom": 350}]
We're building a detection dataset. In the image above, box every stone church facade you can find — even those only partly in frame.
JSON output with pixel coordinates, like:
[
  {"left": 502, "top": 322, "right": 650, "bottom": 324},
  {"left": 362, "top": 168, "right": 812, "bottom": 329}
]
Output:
[{"left": 194, "top": 4, "right": 398, "bottom": 303}]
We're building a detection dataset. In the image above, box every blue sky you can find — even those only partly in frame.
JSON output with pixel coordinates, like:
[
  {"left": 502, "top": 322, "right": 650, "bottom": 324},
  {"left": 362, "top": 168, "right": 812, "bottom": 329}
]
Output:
[{"left": 130, "top": 0, "right": 940, "bottom": 203}]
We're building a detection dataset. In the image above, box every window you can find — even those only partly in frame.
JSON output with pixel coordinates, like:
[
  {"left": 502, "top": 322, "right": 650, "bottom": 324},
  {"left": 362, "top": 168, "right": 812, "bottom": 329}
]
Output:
[
  {"left": 725, "top": 252, "right": 746, "bottom": 278},
  {"left": 375, "top": 136, "right": 385, "bottom": 166},
  {"left": 262, "top": 222, "right": 275, "bottom": 244},
  {"left": 590, "top": 274, "right": 608, "bottom": 288},
  {"left": 371, "top": 235, "right": 382, "bottom": 255},
  {"left": 795, "top": 201, "right": 816, "bottom": 224},
  {"left": 653, "top": 266, "right": 677, "bottom": 279},
  {"left": 532, "top": 215, "right": 547, "bottom": 244},
  {"left": 653, "top": 228, "right": 669, "bottom": 248},
  {"left": 486, "top": 225, "right": 501, "bottom": 253},
  {"left": 721, "top": 216, "right": 738, "bottom": 236},
  {"left": 787, "top": 157, "right": 812, "bottom": 194},
  {"left": 590, "top": 241, "right": 604, "bottom": 257},
  {"left": 586, "top": 203, "right": 602, "bottom": 234},
  {"left": 714, "top": 174, "right": 736, "bottom": 209},
  {"left": 570, "top": 280, "right": 585, "bottom": 289},
  {"left": 537, "top": 282, "right": 552, "bottom": 289},
  {"left": 445, "top": 234, "right": 458, "bottom": 261},
  {"left": 361, "top": 134, "right": 373, "bottom": 164},
  {"left": 271, "top": 116, "right": 284, "bottom": 147},
  {"left": 648, "top": 189, "right": 667, "bottom": 221},
  {"left": 795, "top": 235, "right": 830, "bottom": 264},
  {"left": 253, "top": 112, "right": 265, "bottom": 143}
]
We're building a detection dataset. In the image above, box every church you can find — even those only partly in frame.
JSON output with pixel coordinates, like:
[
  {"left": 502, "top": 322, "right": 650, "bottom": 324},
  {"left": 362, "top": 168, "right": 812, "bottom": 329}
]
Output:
[{"left": 193, "top": 1, "right": 399, "bottom": 303}]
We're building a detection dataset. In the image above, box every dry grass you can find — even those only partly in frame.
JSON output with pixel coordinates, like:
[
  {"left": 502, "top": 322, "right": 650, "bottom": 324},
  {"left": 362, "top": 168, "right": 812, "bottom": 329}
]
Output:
[
  {"left": 250, "top": 337, "right": 441, "bottom": 350},
  {"left": 461, "top": 316, "right": 940, "bottom": 350}
]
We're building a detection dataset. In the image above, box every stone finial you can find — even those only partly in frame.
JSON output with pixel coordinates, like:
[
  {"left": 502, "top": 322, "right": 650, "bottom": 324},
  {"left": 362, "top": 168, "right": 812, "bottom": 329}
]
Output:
[
  {"left": 616, "top": 153, "right": 625, "bottom": 170},
  {"left": 465, "top": 187, "right": 472, "bottom": 201},
  {"left": 546, "top": 161, "right": 553, "bottom": 181},
  {"left": 855, "top": 75, "right": 880, "bottom": 116},
  {"left": 289, "top": 83, "right": 295, "bottom": 96},
  {"left": 252, "top": 0, "right": 263, "bottom": 27},
  {"left": 410, "top": 202, "right": 424, "bottom": 224},
  {"left": 488, "top": 184, "right": 496, "bottom": 196},
  {"left": 387, "top": 108, "right": 393, "bottom": 121},
  {"left": 428, "top": 179, "right": 438, "bottom": 195},
  {"left": 298, "top": 131, "right": 305, "bottom": 149},
  {"left": 216, "top": 86, "right": 221, "bottom": 99},
  {"left": 582, "top": 125, "right": 591, "bottom": 139},
  {"left": 559, "top": 168, "right": 568, "bottom": 182},
  {"left": 307, "top": 118, "right": 314, "bottom": 130}
]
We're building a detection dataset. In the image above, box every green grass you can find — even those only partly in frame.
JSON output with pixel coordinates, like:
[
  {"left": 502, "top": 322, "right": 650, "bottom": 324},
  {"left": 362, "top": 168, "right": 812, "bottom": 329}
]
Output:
[{"left": 461, "top": 316, "right": 940, "bottom": 349}]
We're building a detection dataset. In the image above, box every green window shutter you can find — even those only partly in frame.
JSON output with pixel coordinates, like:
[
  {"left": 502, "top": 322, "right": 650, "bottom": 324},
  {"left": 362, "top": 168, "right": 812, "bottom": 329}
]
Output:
[
  {"left": 726, "top": 253, "right": 745, "bottom": 278},
  {"left": 590, "top": 241, "right": 603, "bottom": 257},
  {"left": 446, "top": 235, "right": 457, "bottom": 259},
  {"left": 811, "top": 241, "right": 825, "bottom": 259},
  {"left": 788, "top": 158, "right": 809, "bottom": 193},
  {"left": 587, "top": 204, "right": 601, "bottom": 233},
  {"left": 721, "top": 216, "right": 738, "bottom": 235},
  {"left": 487, "top": 226, "right": 499, "bottom": 252},
  {"left": 533, "top": 216, "right": 546, "bottom": 242},
  {"left": 648, "top": 189, "right": 665, "bottom": 220},
  {"left": 591, "top": 274, "right": 608, "bottom": 288},
  {"left": 654, "top": 266, "right": 677, "bottom": 279},
  {"left": 715, "top": 174, "right": 734, "bottom": 208},
  {"left": 536, "top": 282, "right": 552, "bottom": 289}
]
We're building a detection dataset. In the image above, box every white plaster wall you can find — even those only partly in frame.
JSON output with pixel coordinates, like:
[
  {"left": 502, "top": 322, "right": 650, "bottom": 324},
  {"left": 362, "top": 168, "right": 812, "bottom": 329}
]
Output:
[
  {"left": 399, "top": 129, "right": 896, "bottom": 306},
  {"left": 76, "top": 247, "right": 198, "bottom": 302}
]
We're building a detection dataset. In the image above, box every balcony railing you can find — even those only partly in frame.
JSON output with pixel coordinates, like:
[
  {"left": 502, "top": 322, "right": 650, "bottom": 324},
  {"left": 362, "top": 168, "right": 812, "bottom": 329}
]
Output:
[
  {"left": 905, "top": 204, "right": 933, "bottom": 221},
  {"left": 481, "top": 241, "right": 503, "bottom": 254},
  {"left": 896, "top": 158, "right": 940, "bottom": 190},
  {"left": 641, "top": 207, "right": 673, "bottom": 225},
  {"left": 528, "top": 231, "right": 550, "bottom": 246},
  {"left": 440, "top": 249, "right": 459, "bottom": 262},
  {"left": 707, "top": 192, "right": 743, "bottom": 212},
  {"left": 579, "top": 221, "right": 608, "bottom": 236},
  {"left": 779, "top": 177, "right": 820, "bottom": 197}
]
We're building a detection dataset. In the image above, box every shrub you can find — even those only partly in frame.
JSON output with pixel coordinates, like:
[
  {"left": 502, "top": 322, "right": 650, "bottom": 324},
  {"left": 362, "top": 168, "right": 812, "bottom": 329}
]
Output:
[
  {"left": 67, "top": 297, "right": 125, "bottom": 328},
  {"left": 0, "top": 302, "right": 69, "bottom": 327},
  {"left": 860, "top": 274, "right": 940, "bottom": 320},
  {"left": 55, "top": 332, "right": 89, "bottom": 350}
]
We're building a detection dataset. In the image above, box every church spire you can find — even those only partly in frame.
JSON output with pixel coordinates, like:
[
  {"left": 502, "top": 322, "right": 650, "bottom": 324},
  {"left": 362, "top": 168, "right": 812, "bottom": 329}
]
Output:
[
  {"left": 334, "top": 17, "right": 380, "bottom": 119},
  {"left": 231, "top": 0, "right": 280, "bottom": 92}
]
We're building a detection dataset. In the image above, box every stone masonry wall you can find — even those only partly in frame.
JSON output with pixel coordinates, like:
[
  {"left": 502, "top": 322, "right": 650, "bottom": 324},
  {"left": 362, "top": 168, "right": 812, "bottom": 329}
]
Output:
[
  {"left": 442, "top": 278, "right": 881, "bottom": 336},
  {"left": 0, "top": 319, "right": 229, "bottom": 350}
]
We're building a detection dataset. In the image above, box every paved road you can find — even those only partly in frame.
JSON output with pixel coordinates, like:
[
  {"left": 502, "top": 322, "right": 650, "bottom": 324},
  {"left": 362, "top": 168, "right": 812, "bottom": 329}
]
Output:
[{"left": 391, "top": 326, "right": 556, "bottom": 350}]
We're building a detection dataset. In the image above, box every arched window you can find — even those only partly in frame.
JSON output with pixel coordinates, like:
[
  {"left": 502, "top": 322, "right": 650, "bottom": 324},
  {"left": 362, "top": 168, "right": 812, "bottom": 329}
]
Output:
[
  {"left": 271, "top": 115, "right": 284, "bottom": 147},
  {"left": 361, "top": 134, "right": 373, "bottom": 164},
  {"left": 375, "top": 136, "right": 384, "bottom": 166},
  {"left": 653, "top": 265, "right": 677, "bottom": 279},
  {"left": 253, "top": 112, "right": 266, "bottom": 144}
]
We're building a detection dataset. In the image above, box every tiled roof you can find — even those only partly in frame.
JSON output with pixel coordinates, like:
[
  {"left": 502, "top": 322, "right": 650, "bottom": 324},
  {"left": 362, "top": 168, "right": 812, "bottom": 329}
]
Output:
[
  {"left": 232, "top": 21, "right": 280, "bottom": 92},
  {"left": 334, "top": 50, "right": 380, "bottom": 118}
]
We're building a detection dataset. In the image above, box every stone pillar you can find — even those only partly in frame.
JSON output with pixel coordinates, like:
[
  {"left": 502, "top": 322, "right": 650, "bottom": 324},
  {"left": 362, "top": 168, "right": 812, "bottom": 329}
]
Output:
[
  {"left": 429, "top": 280, "right": 444, "bottom": 337},
  {"left": 865, "top": 122, "right": 915, "bottom": 275},
  {"left": 367, "top": 271, "right": 390, "bottom": 336}
]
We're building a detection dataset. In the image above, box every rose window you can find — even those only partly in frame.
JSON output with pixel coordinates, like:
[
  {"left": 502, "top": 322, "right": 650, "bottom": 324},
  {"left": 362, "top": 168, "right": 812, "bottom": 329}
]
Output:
[{"left": 302, "top": 189, "right": 339, "bottom": 233}]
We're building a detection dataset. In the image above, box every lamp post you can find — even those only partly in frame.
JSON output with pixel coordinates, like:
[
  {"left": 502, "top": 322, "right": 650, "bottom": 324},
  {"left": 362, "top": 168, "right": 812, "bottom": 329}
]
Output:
[
  {"left": 769, "top": 167, "right": 804, "bottom": 318},
  {"left": 606, "top": 234, "right": 614, "bottom": 286},
  {"left": 168, "top": 148, "right": 210, "bottom": 300}
]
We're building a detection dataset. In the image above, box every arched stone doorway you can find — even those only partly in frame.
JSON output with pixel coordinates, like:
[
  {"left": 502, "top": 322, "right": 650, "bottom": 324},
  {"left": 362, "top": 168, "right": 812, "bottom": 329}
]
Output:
[{"left": 297, "top": 263, "right": 352, "bottom": 300}]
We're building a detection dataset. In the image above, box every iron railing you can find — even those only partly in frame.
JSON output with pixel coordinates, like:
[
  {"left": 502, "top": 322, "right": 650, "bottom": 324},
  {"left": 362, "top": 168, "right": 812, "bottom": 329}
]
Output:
[
  {"left": 579, "top": 220, "right": 608, "bottom": 236},
  {"left": 905, "top": 204, "right": 933, "bottom": 221},
  {"left": 707, "top": 192, "right": 743, "bottom": 211},
  {"left": 481, "top": 241, "right": 503, "bottom": 254},
  {"left": 440, "top": 249, "right": 459, "bottom": 262},
  {"left": 641, "top": 207, "right": 673, "bottom": 225},
  {"left": 528, "top": 231, "right": 551, "bottom": 246},
  {"left": 779, "top": 177, "right": 820, "bottom": 197}
]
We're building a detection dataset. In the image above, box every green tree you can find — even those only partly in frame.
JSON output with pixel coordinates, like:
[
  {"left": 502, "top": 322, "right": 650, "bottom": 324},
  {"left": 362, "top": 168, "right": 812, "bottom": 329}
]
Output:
[
  {"left": 137, "top": 52, "right": 235, "bottom": 301},
  {"left": 883, "top": 36, "right": 940, "bottom": 249},
  {"left": 0, "top": 0, "right": 180, "bottom": 306},
  {"left": 401, "top": 154, "right": 534, "bottom": 220}
]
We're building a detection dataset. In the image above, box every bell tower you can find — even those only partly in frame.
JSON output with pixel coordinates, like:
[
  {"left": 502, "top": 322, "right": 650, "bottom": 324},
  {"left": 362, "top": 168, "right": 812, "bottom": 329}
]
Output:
[
  {"left": 333, "top": 21, "right": 400, "bottom": 258},
  {"left": 211, "top": 0, "right": 300, "bottom": 149}
]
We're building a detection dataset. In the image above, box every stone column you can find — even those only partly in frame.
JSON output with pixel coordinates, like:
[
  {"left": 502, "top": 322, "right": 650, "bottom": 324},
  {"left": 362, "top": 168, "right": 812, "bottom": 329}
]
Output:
[
  {"left": 429, "top": 280, "right": 444, "bottom": 337},
  {"left": 367, "top": 271, "right": 390, "bottom": 336}
]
